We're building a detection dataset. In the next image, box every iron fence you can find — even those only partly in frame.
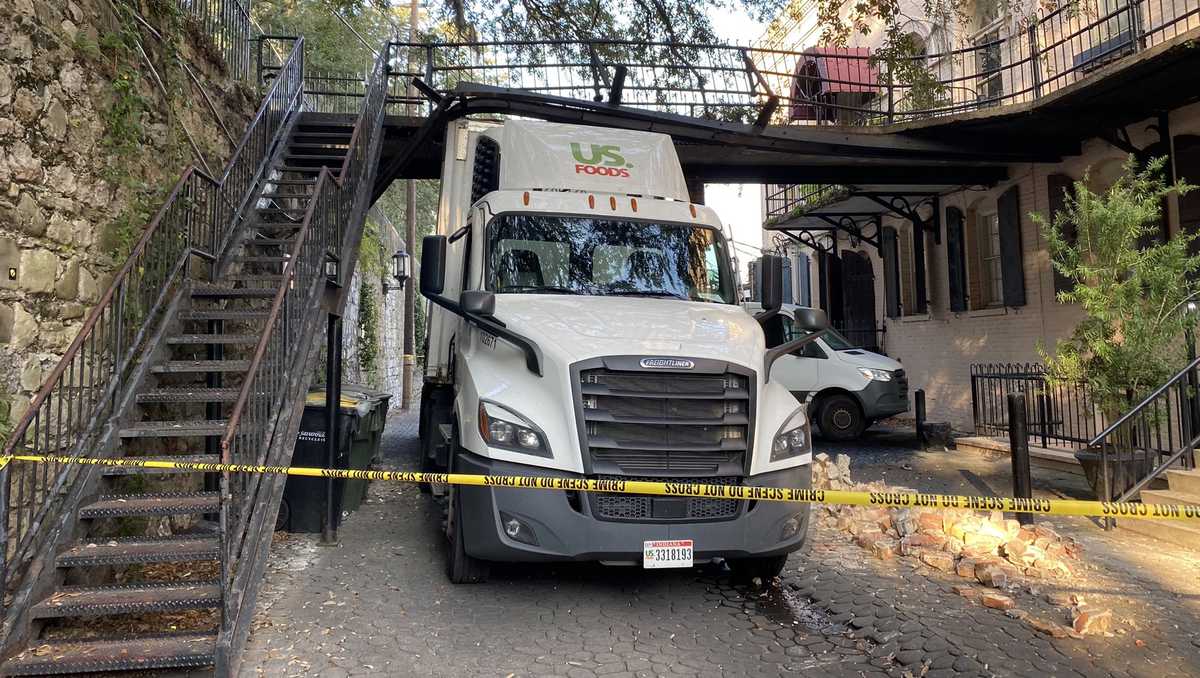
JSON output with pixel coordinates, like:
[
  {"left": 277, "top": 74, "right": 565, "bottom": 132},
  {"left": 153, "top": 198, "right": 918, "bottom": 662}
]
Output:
[
  {"left": 970, "top": 363, "right": 1109, "bottom": 449},
  {"left": 178, "top": 0, "right": 253, "bottom": 80}
]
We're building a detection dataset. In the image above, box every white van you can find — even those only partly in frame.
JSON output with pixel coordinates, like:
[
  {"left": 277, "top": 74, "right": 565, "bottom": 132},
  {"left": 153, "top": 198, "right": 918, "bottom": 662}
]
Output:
[{"left": 751, "top": 304, "right": 909, "bottom": 441}]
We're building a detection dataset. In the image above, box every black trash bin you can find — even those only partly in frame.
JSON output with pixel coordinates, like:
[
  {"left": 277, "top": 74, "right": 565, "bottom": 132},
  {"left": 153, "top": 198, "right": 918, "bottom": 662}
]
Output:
[{"left": 278, "top": 385, "right": 392, "bottom": 532}]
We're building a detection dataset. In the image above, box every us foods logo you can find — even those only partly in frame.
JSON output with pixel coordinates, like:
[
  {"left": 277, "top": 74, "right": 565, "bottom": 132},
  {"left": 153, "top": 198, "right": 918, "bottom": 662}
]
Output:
[
  {"left": 571, "top": 143, "right": 632, "bottom": 178},
  {"left": 640, "top": 358, "right": 695, "bottom": 370}
]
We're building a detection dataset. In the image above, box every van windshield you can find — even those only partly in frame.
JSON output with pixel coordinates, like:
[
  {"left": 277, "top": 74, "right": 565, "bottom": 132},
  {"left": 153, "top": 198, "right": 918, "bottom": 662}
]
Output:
[
  {"left": 782, "top": 317, "right": 858, "bottom": 350},
  {"left": 485, "top": 214, "right": 735, "bottom": 304}
]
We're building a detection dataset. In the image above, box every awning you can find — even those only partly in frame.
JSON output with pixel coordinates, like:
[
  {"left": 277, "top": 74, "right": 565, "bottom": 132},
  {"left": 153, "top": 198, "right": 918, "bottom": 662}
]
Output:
[
  {"left": 764, "top": 184, "right": 957, "bottom": 251},
  {"left": 791, "top": 47, "right": 880, "bottom": 121}
]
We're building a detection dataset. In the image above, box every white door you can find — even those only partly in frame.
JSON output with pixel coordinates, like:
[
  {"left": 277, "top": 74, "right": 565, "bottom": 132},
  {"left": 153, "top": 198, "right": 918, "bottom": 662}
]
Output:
[{"left": 768, "top": 314, "right": 825, "bottom": 395}]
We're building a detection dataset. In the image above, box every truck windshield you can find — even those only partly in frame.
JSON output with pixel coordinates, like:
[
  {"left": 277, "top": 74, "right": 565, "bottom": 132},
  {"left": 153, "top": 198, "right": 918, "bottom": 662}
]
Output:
[
  {"left": 782, "top": 317, "right": 858, "bottom": 350},
  {"left": 486, "top": 214, "right": 735, "bottom": 304}
]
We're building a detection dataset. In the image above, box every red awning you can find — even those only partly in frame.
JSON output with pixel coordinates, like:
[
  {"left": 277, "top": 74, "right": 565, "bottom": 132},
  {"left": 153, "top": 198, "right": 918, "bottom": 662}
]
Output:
[{"left": 790, "top": 46, "right": 880, "bottom": 121}]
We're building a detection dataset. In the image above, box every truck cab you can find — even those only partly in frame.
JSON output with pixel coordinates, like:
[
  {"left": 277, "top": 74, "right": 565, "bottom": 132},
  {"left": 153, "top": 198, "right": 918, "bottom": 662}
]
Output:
[
  {"left": 756, "top": 303, "right": 909, "bottom": 441},
  {"left": 419, "top": 120, "right": 819, "bottom": 583}
]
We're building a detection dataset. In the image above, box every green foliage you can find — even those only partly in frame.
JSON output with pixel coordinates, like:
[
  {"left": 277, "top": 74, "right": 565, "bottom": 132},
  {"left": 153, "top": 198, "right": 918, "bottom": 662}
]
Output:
[
  {"left": 358, "top": 279, "right": 381, "bottom": 383},
  {"left": 1036, "top": 156, "right": 1197, "bottom": 415},
  {"left": 359, "top": 219, "right": 385, "bottom": 277},
  {"left": 253, "top": 0, "right": 409, "bottom": 73},
  {"left": 0, "top": 398, "right": 11, "bottom": 440}
]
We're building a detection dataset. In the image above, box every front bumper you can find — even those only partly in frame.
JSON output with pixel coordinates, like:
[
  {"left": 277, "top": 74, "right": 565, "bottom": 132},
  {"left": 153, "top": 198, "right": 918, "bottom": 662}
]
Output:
[
  {"left": 859, "top": 377, "right": 909, "bottom": 420},
  {"left": 456, "top": 451, "right": 811, "bottom": 563}
]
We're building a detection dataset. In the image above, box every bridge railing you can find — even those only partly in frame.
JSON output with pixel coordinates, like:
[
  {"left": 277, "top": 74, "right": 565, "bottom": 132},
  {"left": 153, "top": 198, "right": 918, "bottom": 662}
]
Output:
[{"left": 288, "top": 0, "right": 1196, "bottom": 127}]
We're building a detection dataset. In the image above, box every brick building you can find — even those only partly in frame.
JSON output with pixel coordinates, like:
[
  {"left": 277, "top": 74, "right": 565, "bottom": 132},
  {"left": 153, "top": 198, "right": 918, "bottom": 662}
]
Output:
[{"left": 756, "top": 0, "right": 1200, "bottom": 430}]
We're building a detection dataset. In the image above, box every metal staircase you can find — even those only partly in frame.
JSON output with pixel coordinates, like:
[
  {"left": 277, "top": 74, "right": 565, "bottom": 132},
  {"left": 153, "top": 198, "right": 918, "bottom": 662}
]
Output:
[{"left": 0, "top": 37, "right": 390, "bottom": 675}]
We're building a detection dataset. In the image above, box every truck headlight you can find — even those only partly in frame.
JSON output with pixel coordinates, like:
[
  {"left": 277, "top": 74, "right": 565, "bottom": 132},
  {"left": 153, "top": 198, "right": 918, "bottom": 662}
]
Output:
[
  {"left": 771, "top": 409, "right": 812, "bottom": 462},
  {"left": 478, "top": 401, "right": 552, "bottom": 457},
  {"left": 857, "top": 367, "right": 893, "bottom": 382}
]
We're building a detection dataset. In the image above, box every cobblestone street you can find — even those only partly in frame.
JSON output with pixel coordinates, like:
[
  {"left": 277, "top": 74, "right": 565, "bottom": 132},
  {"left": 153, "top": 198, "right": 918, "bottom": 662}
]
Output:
[{"left": 238, "top": 414, "right": 1200, "bottom": 677}]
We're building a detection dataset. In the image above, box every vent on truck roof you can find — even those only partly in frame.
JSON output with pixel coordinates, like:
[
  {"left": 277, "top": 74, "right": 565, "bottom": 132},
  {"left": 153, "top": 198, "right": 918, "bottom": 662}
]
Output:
[{"left": 471, "top": 137, "right": 501, "bottom": 204}]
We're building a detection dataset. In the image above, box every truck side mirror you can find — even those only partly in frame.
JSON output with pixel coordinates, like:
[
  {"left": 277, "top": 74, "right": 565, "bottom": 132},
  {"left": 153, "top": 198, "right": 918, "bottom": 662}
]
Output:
[
  {"left": 420, "top": 235, "right": 447, "bottom": 296},
  {"left": 792, "top": 307, "right": 829, "bottom": 332},
  {"left": 758, "top": 255, "right": 784, "bottom": 313},
  {"left": 461, "top": 290, "right": 495, "bottom": 317}
]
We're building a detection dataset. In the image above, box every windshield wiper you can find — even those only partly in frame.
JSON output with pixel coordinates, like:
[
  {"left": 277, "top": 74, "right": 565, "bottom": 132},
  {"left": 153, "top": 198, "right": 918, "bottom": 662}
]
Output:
[
  {"left": 610, "top": 290, "right": 686, "bottom": 299},
  {"left": 498, "top": 285, "right": 581, "bottom": 295}
]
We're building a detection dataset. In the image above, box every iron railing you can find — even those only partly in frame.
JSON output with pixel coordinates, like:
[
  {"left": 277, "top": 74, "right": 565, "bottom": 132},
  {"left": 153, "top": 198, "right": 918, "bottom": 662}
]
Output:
[
  {"left": 216, "top": 38, "right": 389, "bottom": 650},
  {"left": 970, "top": 363, "right": 1108, "bottom": 449},
  {"left": 178, "top": 0, "right": 253, "bottom": 80},
  {"left": 1087, "top": 358, "right": 1200, "bottom": 504},
  {"left": 0, "top": 36, "right": 305, "bottom": 619}
]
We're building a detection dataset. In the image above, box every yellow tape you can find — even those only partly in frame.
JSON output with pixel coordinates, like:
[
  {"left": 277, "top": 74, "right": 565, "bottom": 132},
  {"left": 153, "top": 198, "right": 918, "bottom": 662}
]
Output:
[{"left": 8, "top": 454, "right": 1195, "bottom": 521}]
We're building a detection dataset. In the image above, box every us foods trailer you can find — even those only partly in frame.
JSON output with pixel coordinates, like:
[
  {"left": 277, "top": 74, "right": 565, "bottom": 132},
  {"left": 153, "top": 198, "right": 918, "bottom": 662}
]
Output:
[{"left": 417, "top": 119, "right": 828, "bottom": 583}]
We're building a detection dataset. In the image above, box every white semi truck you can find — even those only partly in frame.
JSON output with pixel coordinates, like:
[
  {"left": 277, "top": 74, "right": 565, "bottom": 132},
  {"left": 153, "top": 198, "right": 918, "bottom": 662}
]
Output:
[{"left": 417, "top": 119, "right": 827, "bottom": 583}]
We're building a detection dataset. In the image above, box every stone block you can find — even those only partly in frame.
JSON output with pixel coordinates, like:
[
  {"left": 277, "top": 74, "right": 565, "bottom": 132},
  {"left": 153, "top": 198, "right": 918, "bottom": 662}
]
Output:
[
  {"left": 1046, "top": 592, "right": 1081, "bottom": 607},
  {"left": 1016, "top": 528, "right": 1037, "bottom": 544},
  {"left": 55, "top": 259, "right": 79, "bottom": 299},
  {"left": 975, "top": 563, "right": 1008, "bottom": 588},
  {"left": 955, "top": 558, "right": 977, "bottom": 578},
  {"left": 15, "top": 191, "right": 46, "bottom": 235},
  {"left": 919, "top": 551, "right": 956, "bottom": 572},
  {"left": 917, "top": 512, "right": 943, "bottom": 534},
  {"left": 951, "top": 584, "right": 978, "bottom": 599},
  {"left": 19, "top": 357, "right": 43, "bottom": 390},
  {"left": 871, "top": 540, "right": 896, "bottom": 561},
  {"left": 0, "top": 303, "right": 13, "bottom": 343},
  {"left": 1033, "top": 525, "right": 1060, "bottom": 541},
  {"left": 981, "top": 592, "right": 1015, "bottom": 610},
  {"left": 1072, "top": 609, "right": 1112, "bottom": 635},
  {"left": 11, "top": 303, "right": 37, "bottom": 349},
  {"left": 1028, "top": 618, "right": 1074, "bottom": 638},
  {"left": 0, "top": 236, "right": 17, "bottom": 290},
  {"left": 19, "top": 248, "right": 59, "bottom": 293}
]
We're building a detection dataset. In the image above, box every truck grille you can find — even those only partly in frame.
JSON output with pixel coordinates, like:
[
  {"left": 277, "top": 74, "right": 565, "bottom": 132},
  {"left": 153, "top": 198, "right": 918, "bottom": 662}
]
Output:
[
  {"left": 589, "top": 475, "right": 741, "bottom": 521},
  {"left": 575, "top": 359, "right": 754, "bottom": 522}
]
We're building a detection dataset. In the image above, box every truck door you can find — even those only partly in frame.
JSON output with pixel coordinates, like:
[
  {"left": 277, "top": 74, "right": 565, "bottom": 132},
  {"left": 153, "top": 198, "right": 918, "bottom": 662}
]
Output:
[{"left": 766, "top": 312, "right": 824, "bottom": 398}]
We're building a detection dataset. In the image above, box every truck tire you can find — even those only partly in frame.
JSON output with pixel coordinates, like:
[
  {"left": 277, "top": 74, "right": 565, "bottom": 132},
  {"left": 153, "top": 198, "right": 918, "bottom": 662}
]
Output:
[
  {"left": 817, "top": 394, "right": 865, "bottom": 441},
  {"left": 446, "top": 487, "right": 490, "bottom": 584},
  {"left": 728, "top": 554, "right": 788, "bottom": 583}
]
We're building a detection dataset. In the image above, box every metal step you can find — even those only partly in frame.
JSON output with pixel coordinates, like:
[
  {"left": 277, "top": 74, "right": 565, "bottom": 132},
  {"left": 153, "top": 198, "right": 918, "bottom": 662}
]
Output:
[
  {"left": 291, "top": 131, "right": 353, "bottom": 140},
  {"left": 288, "top": 143, "right": 349, "bottom": 152},
  {"left": 31, "top": 581, "right": 221, "bottom": 618},
  {"left": 118, "top": 420, "right": 227, "bottom": 438},
  {"left": 166, "top": 334, "right": 259, "bottom": 345},
  {"left": 138, "top": 387, "right": 243, "bottom": 403},
  {"left": 101, "top": 454, "right": 221, "bottom": 475},
  {"left": 267, "top": 178, "right": 318, "bottom": 185},
  {"left": 57, "top": 535, "right": 221, "bottom": 567},
  {"left": 1, "top": 632, "right": 216, "bottom": 675},
  {"left": 178, "top": 310, "right": 269, "bottom": 322},
  {"left": 151, "top": 360, "right": 250, "bottom": 374},
  {"left": 242, "top": 238, "right": 296, "bottom": 246},
  {"left": 273, "top": 164, "right": 323, "bottom": 174},
  {"left": 232, "top": 256, "right": 290, "bottom": 264},
  {"left": 225, "top": 274, "right": 287, "bottom": 283},
  {"left": 284, "top": 154, "right": 345, "bottom": 162},
  {"left": 190, "top": 285, "right": 277, "bottom": 299},
  {"left": 80, "top": 492, "right": 220, "bottom": 519},
  {"left": 259, "top": 192, "right": 311, "bottom": 201}
]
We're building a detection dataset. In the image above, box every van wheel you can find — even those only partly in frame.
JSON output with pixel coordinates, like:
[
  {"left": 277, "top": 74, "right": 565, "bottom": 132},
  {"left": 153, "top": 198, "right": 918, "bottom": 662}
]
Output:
[
  {"left": 818, "top": 394, "right": 865, "bottom": 441},
  {"left": 274, "top": 498, "right": 290, "bottom": 532},
  {"left": 728, "top": 555, "right": 788, "bottom": 584},
  {"left": 446, "top": 488, "right": 490, "bottom": 584}
]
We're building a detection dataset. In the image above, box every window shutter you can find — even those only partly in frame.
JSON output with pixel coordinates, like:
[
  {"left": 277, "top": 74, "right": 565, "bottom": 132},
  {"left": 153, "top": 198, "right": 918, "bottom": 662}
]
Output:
[
  {"left": 1047, "top": 173, "right": 1076, "bottom": 296},
  {"left": 946, "top": 207, "right": 967, "bottom": 312},
  {"left": 911, "top": 225, "right": 928, "bottom": 314},
  {"left": 748, "top": 259, "right": 760, "bottom": 302},
  {"left": 997, "top": 186, "right": 1026, "bottom": 307},
  {"left": 827, "top": 252, "right": 844, "bottom": 325},
  {"left": 817, "top": 251, "right": 829, "bottom": 311},
  {"left": 796, "top": 253, "right": 812, "bottom": 306},
  {"left": 882, "top": 227, "right": 900, "bottom": 318}
]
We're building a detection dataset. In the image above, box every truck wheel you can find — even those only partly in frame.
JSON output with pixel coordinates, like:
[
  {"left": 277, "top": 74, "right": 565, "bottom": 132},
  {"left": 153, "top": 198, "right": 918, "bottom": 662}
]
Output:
[
  {"left": 446, "top": 487, "right": 490, "bottom": 584},
  {"left": 728, "top": 555, "right": 788, "bottom": 583},
  {"left": 274, "top": 498, "right": 291, "bottom": 532},
  {"left": 818, "top": 394, "right": 865, "bottom": 441}
]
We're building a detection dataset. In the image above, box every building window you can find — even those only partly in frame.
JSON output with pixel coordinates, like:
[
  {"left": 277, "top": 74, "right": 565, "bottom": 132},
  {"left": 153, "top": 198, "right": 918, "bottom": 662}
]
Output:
[{"left": 978, "top": 211, "right": 1003, "bottom": 307}]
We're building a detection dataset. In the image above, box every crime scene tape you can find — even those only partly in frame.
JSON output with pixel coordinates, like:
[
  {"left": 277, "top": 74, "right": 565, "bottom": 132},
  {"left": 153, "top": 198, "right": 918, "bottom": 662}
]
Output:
[{"left": 3, "top": 453, "right": 1196, "bottom": 521}]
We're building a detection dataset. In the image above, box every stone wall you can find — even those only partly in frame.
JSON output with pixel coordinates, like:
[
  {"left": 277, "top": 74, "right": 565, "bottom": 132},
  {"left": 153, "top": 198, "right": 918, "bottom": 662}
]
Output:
[
  {"left": 0, "top": 0, "right": 255, "bottom": 433},
  {"left": 332, "top": 215, "right": 407, "bottom": 411}
]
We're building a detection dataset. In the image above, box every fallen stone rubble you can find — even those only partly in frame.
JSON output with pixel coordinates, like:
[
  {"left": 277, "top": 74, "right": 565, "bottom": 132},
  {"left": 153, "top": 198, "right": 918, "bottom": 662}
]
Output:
[{"left": 812, "top": 453, "right": 1115, "bottom": 638}]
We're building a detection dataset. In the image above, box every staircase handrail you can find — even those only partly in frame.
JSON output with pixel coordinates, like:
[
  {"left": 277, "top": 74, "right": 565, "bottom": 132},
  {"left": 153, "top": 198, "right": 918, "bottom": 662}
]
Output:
[
  {"left": 214, "top": 38, "right": 391, "bottom": 651},
  {"left": 1086, "top": 355, "right": 1200, "bottom": 448},
  {"left": 0, "top": 37, "right": 306, "bottom": 601}
]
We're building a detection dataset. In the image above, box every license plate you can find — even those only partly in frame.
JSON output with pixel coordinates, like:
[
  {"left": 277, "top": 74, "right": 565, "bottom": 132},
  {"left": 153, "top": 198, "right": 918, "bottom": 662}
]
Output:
[{"left": 643, "top": 539, "right": 693, "bottom": 569}]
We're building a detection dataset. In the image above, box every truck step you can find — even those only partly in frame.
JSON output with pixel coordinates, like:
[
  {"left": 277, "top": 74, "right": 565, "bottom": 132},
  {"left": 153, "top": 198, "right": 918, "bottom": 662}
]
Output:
[
  {"left": 31, "top": 581, "right": 221, "bottom": 618},
  {"left": 150, "top": 360, "right": 251, "bottom": 374},
  {"left": 80, "top": 492, "right": 220, "bottom": 519},
  {"left": 178, "top": 310, "right": 269, "bottom": 322},
  {"left": 138, "top": 387, "right": 244, "bottom": 403},
  {"left": 190, "top": 285, "right": 277, "bottom": 299},
  {"left": 1, "top": 633, "right": 216, "bottom": 675},
  {"left": 118, "top": 420, "right": 227, "bottom": 439},
  {"left": 57, "top": 536, "right": 220, "bottom": 567},
  {"left": 101, "top": 454, "right": 221, "bottom": 475},
  {"left": 166, "top": 334, "right": 259, "bottom": 346}
]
